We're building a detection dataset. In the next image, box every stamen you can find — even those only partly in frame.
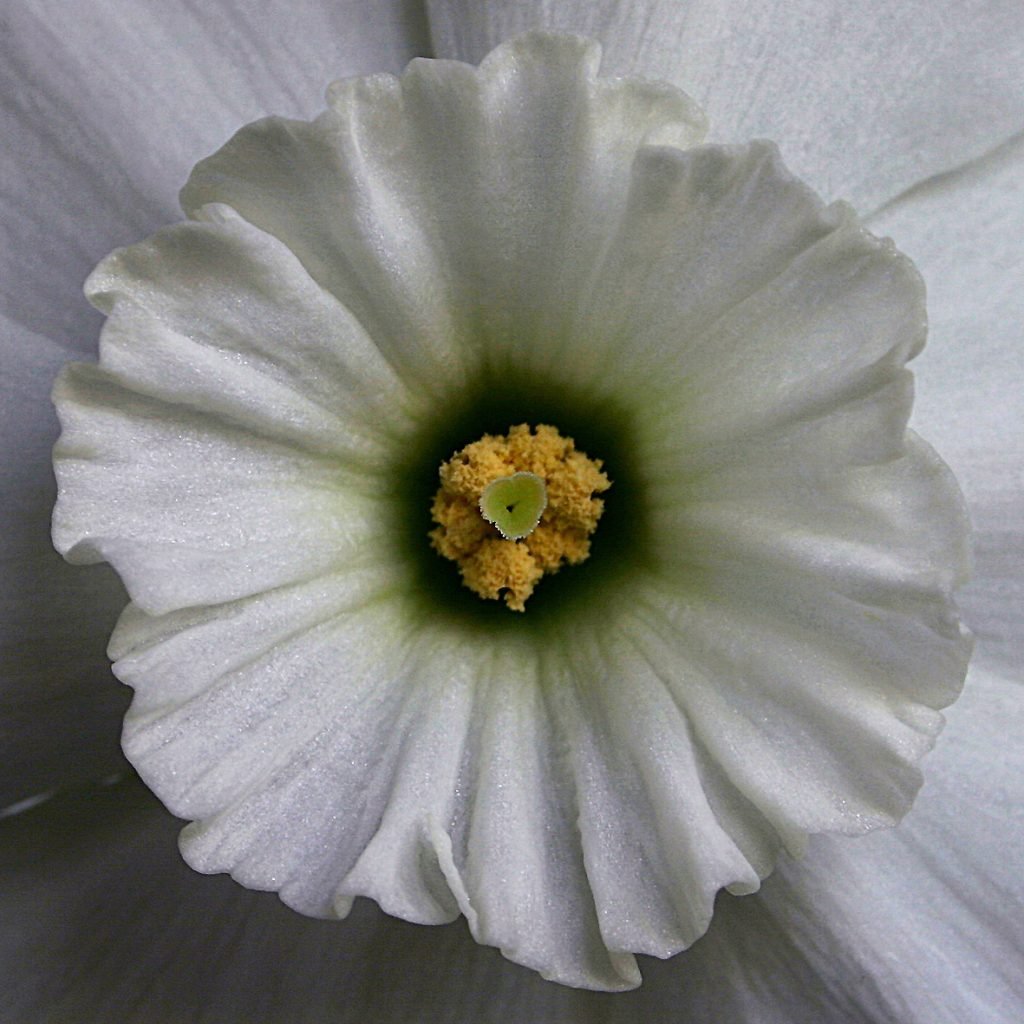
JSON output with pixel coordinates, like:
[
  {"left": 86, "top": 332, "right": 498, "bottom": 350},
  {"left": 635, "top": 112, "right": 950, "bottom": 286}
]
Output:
[{"left": 430, "top": 424, "right": 610, "bottom": 611}]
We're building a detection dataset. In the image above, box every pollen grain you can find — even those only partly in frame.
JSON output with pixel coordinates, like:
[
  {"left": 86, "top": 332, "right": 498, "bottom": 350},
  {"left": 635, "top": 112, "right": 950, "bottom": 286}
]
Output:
[{"left": 430, "top": 424, "right": 610, "bottom": 611}]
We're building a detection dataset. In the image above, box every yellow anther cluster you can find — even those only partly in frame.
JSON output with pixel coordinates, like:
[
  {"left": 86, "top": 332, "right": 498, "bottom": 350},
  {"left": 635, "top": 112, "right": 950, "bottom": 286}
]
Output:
[{"left": 430, "top": 424, "right": 610, "bottom": 611}]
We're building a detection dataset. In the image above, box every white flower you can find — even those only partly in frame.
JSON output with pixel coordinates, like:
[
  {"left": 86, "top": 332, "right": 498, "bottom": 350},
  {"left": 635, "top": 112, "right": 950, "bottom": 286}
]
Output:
[
  {"left": 3, "top": 2, "right": 1023, "bottom": 1020},
  {"left": 49, "top": 30, "right": 977, "bottom": 990}
]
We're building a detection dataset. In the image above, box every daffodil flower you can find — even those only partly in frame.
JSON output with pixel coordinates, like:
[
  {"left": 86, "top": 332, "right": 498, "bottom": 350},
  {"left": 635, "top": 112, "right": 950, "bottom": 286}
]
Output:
[{"left": 3, "top": 2, "right": 1023, "bottom": 1021}]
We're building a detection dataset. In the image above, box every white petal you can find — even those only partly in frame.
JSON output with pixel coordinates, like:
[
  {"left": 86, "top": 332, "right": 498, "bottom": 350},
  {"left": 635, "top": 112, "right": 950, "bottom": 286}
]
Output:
[
  {"left": 965, "top": 479, "right": 1024, "bottom": 678},
  {"left": 179, "top": 34, "right": 705, "bottom": 394},
  {"left": 9, "top": 692, "right": 1023, "bottom": 1024},
  {"left": 690, "top": 666, "right": 1024, "bottom": 1024},
  {"left": 635, "top": 429, "right": 971, "bottom": 840},
  {"left": 439, "top": 642, "right": 642, "bottom": 989},
  {"left": 550, "top": 630, "right": 774, "bottom": 953},
  {"left": 84, "top": 206, "right": 418, "bottom": 456},
  {"left": 115, "top": 590, "right": 639, "bottom": 989},
  {"left": 0, "top": 318, "right": 128, "bottom": 806},
  {"left": 52, "top": 362, "right": 391, "bottom": 615},
  {"left": 785, "top": 665, "right": 1024, "bottom": 1022},
  {"left": 2, "top": 0, "right": 430, "bottom": 802},
  {"left": 51, "top": 205, "right": 421, "bottom": 616},
  {"left": 870, "top": 136, "right": 1024, "bottom": 675},
  {"left": 571, "top": 141, "right": 924, "bottom": 441},
  {"left": 872, "top": 137, "right": 1024, "bottom": 483},
  {"left": 119, "top": 590, "right": 422, "bottom": 903},
  {"left": 426, "top": 1, "right": 1024, "bottom": 211},
  {"left": 617, "top": 473, "right": 968, "bottom": 829},
  {"left": 1, "top": 0, "right": 429, "bottom": 353}
]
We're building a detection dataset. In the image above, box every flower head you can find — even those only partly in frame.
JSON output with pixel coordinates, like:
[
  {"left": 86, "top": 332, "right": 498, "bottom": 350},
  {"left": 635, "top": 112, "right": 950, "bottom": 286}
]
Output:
[{"left": 51, "top": 33, "right": 971, "bottom": 990}]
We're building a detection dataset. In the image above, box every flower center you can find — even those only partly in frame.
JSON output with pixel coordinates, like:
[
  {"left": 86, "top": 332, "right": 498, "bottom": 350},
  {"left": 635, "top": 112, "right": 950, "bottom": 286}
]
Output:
[{"left": 430, "top": 424, "right": 611, "bottom": 611}]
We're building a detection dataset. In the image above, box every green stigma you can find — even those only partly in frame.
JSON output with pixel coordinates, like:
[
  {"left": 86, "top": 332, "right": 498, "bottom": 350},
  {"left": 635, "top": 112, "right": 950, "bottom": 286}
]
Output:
[{"left": 478, "top": 472, "right": 548, "bottom": 540}]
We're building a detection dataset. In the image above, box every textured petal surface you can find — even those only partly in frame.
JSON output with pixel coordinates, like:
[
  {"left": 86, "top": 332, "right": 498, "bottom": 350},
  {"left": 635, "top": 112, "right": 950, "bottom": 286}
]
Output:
[
  {"left": 765, "top": 667, "right": 1024, "bottom": 1024},
  {"left": 52, "top": 207, "right": 416, "bottom": 615},
  {"left": 82, "top": 205, "right": 419, "bottom": 462},
  {"left": 180, "top": 34, "right": 706, "bottom": 395},
  {"left": 426, "top": 0, "right": 1024, "bottom": 212},
  {"left": 4, "top": 666, "right": 1022, "bottom": 1021},
  {"left": 52, "top": 362, "right": 391, "bottom": 616},
  {"left": 646, "top": 665, "right": 1024, "bottom": 1024},
  {"left": 51, "top": 37, "right": 972, "bottom": 989},
  {"left": 571, "top": 141, "right": 924, "bottom": 426},
  {"left": 614, "top": 446, "right": 970, "bottom": 835},
  {"left": 1, "top": 0, "right": 430, "bottom": 806},
  {"left": 555, "top": 137, "right": 972, "bottom": 858},
  {"left": 870, "top": 135, "right": 1024, "bottom": 676},
  {"left": 113, "top": 594, "right": 646, "bottom": 988}
]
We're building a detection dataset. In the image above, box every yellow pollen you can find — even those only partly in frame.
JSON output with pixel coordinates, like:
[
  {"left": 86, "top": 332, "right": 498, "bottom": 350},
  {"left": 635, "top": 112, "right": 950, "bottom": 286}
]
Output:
[{"left": 430, "top": 424, "right": 611, "bottom": 611}]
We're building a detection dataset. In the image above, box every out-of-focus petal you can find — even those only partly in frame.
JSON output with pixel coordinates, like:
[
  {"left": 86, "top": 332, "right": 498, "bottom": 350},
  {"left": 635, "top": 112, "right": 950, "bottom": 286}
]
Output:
[
  {"left": 870, "top": 134, "right": 1024, "bottom": 674},
  {"left": 0, "top": 318, "right": 128, "bottom": 808},
  {"left": 426, "top": 0, "right": 1024, "bottom": 212},
  {"left": 0, "top": 777, "right": 520, "bottom": 1024}
]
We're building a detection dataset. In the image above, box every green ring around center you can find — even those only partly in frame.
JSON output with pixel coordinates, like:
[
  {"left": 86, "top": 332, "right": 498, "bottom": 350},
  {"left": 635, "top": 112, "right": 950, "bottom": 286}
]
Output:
[{"left": 385, "top": 365, "right": 655, "bottom": 639}]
